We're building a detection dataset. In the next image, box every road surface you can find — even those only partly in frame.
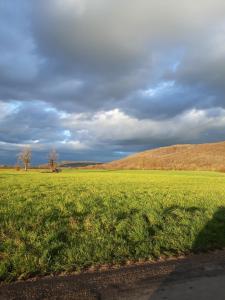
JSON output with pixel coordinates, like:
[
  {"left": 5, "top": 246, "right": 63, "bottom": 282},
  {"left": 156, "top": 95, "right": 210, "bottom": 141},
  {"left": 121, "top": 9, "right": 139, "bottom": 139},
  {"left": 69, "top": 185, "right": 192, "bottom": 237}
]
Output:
[{"left": 1, "top": 250, "right": 225, "bottom": 299}]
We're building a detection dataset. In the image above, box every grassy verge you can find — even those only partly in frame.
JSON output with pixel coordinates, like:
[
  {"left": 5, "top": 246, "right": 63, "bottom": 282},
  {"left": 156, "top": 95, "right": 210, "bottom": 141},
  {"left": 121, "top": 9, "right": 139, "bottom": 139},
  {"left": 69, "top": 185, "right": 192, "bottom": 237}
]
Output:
[{"left": 1, "top": 169, "right": 225, "bottom": 281}]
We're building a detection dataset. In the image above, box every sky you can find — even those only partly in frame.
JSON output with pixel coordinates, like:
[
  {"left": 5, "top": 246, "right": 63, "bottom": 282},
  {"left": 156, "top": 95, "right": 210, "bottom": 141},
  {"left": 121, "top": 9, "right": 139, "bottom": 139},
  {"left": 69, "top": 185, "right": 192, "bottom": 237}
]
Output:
[{"left": 1, "top": 0, "right": 225, "bottom": 164}]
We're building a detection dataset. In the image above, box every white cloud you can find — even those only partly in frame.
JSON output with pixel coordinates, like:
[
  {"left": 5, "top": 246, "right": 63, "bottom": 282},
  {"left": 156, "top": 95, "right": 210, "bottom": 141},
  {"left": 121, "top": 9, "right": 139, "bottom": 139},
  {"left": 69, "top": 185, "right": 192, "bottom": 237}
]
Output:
[
  {"left": 62, "top": 107, "right": 225, "bottom": 146},
  {"left": 59, "top": 140, "right": 89, "bottom": 150},
  {"left": 54, "top": 0, "right": 87, "bottom": 15}
]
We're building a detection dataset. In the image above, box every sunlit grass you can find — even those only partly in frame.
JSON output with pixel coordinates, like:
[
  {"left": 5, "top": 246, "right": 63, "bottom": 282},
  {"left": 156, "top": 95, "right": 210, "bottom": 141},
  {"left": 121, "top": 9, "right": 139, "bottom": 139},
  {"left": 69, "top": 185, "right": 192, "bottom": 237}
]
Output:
[{"left": 1, "top": 169, "right": 225, "bottom": 281}]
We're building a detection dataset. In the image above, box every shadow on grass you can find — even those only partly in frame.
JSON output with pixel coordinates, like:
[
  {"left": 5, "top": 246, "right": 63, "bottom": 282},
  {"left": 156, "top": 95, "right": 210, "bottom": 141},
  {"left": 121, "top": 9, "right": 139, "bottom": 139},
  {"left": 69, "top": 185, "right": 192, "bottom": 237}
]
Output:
[
  {"left": 193, "top": 206, "right": 225, "bottom": 252},
  {"left": 1, "top": 207, "right": 225, "bottom": 300},
  {"left": 147, "top": 206, "right": 225, "bottom": 300}
]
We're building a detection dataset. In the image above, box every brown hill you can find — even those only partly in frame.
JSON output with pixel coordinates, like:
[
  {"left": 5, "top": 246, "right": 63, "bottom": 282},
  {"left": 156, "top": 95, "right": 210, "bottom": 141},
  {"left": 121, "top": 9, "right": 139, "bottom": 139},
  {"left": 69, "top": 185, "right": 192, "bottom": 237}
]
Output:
[{"left": 89, "top": 141, "right": 225, "bottom": 171}]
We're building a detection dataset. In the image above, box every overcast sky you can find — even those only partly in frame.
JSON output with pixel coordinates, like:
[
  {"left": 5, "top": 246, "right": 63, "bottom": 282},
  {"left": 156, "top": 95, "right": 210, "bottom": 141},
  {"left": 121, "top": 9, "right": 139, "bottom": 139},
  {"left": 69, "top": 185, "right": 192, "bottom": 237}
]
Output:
[{"left": 1, "top": 0, "right": 225, "bottom": 164}]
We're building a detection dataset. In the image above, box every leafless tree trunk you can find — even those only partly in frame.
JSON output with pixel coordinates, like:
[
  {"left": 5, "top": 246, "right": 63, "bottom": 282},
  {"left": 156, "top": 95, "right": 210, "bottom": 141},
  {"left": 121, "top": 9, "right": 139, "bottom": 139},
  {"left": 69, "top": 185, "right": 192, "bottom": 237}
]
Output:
[
  {"left": 48, "top": 149, "right": 58, "bottom": 172},
  {"left": 18, "top": 148, "right": 32, "bottom": 171}
]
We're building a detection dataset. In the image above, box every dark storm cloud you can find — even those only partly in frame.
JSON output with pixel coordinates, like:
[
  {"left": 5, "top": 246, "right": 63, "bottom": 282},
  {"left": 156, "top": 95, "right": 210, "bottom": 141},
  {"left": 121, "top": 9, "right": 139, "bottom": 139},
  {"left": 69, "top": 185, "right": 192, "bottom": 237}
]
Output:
[
  {"left": 1, "top": 0, "right": 225, "bottom": 163},
  {"left": 30, "top": 0, "right": 225, "bottom": 113},
  {"left": 0, "top": 101, "right": 64, "bottom": 144}
]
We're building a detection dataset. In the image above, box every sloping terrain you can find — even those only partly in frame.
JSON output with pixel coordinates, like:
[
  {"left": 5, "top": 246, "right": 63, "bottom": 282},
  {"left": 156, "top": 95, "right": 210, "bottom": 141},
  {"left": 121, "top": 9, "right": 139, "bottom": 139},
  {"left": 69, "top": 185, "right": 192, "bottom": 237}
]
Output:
[{"left": 90, "top": 141, "right": 225, "bottom": 171}]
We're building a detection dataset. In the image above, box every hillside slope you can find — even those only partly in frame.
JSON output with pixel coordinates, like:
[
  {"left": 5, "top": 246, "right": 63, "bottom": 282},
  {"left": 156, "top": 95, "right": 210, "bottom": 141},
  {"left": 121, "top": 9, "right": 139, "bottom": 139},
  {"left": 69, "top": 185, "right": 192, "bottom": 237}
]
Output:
[{"left": 90, "top": 141, "right": 225, "bottom": 171}]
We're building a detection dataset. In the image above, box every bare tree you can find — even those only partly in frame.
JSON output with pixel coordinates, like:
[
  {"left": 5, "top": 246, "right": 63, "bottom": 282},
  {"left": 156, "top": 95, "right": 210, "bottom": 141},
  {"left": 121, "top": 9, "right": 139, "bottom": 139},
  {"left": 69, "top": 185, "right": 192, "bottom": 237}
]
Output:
[
  {"left": 15, "top": 157, "right": 20, "bottom": 171},
  {"left": 48, "top": 149, "right": 58, "bottom": 172},
  {"left": 18, "top": 147, "right": 32, "bottom": 171}
]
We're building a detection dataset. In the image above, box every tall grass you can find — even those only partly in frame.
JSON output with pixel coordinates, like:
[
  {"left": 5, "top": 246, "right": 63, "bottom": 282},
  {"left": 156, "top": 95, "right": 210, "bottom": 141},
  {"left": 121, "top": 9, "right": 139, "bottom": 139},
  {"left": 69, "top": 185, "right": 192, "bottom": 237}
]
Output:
[{"left": 1, "top": 169, "right": 225, "bottom": 281}]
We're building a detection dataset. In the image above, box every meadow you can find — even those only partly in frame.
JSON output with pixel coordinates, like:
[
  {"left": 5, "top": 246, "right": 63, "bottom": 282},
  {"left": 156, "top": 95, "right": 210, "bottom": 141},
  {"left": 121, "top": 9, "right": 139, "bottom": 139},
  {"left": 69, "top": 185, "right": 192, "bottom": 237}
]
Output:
[{"left": 1, "top": 169, "right": 225, "bottom": 282}]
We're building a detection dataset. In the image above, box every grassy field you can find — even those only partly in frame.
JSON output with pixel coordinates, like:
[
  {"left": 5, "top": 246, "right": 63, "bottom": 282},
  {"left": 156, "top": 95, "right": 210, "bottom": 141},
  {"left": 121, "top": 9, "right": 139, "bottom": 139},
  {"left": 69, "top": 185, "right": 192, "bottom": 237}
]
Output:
[{"left": 1, "top": 169, "right": 225, "bottom": 282}]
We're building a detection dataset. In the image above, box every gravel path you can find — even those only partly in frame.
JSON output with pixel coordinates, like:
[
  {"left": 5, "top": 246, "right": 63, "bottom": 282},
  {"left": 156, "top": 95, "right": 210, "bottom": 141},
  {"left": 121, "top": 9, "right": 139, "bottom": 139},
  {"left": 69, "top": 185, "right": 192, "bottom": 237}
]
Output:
[{"left": 1, "top": 250, "right": 225, "bottom": 300}]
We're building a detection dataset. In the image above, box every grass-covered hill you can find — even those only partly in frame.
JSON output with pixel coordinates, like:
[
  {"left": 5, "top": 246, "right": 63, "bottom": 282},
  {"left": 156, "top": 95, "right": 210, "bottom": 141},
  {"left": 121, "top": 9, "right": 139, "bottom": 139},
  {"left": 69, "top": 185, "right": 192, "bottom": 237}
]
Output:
[{"left": 90, "top": 141, "right": 225, "bottom": 171}]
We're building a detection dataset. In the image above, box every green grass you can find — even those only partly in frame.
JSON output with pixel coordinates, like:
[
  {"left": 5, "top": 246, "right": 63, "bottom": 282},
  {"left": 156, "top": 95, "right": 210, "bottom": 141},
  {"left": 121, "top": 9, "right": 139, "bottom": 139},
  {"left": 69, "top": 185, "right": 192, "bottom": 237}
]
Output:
[{"left": 1, "top": 169, "right": 225, "bottom": 281}]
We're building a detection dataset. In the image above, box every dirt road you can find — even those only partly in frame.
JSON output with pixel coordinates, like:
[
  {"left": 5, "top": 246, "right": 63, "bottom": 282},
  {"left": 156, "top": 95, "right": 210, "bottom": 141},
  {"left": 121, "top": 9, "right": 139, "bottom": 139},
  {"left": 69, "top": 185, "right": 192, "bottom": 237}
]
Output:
[{"left": 1, "top": 250, "right": 225, "bottom": 300}]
